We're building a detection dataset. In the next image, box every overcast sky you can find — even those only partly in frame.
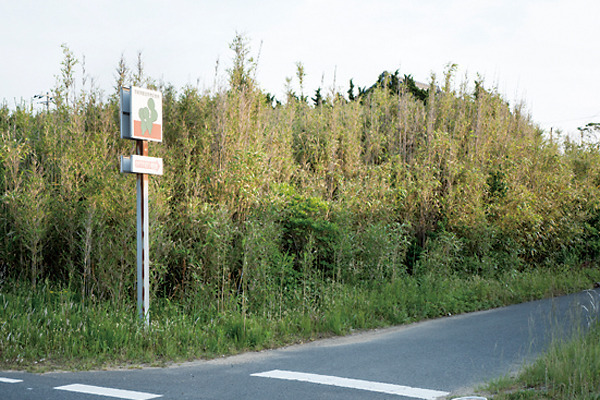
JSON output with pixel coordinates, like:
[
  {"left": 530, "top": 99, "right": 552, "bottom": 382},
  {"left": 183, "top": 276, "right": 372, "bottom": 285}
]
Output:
[{"left": 2, "top": 0, "right": 599, "bottom": 138}]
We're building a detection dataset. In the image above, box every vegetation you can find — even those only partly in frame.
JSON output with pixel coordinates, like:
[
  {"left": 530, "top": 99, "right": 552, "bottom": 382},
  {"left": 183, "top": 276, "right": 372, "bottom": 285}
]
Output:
[
  {"left": 1, "top": 269, "right": 597, "bottom": 371},
  {"left": 484, "top": 292, "right": 600, "bottom": 400},
  {"left": 1, "top": 35, "right": 600, "bottom": 371}
]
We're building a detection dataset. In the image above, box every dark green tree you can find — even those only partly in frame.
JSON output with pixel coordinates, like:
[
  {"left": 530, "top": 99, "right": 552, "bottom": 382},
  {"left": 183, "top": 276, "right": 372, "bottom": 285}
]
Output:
[
  {"left": 347, "top": 79, "right": 355, "bottom": 101},
  {"left": 402, "top": 74, "right": 428, "bottom": 102},
  {"left": 312, "top": 87, "right": 323, "bottom": 107}
]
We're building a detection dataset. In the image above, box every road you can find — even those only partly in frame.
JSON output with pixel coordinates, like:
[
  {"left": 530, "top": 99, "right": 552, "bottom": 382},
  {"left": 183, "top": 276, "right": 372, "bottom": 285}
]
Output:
[{"left": 2, "top": 289, "right": 599, "bottom": 399}]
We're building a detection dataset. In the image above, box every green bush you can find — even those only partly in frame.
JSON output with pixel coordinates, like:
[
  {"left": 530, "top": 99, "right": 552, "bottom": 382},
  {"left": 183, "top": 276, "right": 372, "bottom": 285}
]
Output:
[{"left": 282, "top": 194, "right": 339, "bottom": 274}]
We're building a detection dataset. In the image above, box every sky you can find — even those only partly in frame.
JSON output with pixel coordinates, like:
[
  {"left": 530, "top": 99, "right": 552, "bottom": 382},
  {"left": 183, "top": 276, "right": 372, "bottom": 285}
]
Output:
[{"left": 2, "top": 0, "right": 599, "bottom": 139}]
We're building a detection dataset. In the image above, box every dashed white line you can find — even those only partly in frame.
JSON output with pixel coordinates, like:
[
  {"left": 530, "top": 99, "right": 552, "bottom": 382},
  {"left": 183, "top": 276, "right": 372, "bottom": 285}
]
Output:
[
  {"left": 54, "top": 383, "right": 162, "bottom": 400},
  {"left": 252, "top": 369, "right": 450, "bottom": 400},
  {"left": 0, "top": 377, "right": 23, "bottom": 383}
]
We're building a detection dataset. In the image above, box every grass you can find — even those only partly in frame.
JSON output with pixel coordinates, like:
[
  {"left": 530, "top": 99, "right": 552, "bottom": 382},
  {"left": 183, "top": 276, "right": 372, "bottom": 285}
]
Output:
[
  {"left": 484, "top": 325, "right": 600, "bottom": 400},
  {"left": 1, "top": 267, "right": 598, "bottom": 372},
  {"left": 476, "top": 291, "right": 600, "bottom": 400}
]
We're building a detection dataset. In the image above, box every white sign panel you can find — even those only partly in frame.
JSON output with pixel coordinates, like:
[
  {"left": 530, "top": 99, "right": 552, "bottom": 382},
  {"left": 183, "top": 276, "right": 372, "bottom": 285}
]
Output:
[
  {"left": 120, "top": 86, "right": 163, "bottom": 142},
  {"left": 121, "top": 155, "right": 164, "bottom": 176}
]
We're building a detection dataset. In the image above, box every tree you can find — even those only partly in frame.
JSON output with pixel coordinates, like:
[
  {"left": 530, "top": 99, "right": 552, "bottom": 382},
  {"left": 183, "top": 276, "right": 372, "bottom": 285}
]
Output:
[
  {"left": 402, "top": 74, "right": 428, "bottom": 102},
  {"left": 312, "top": 87, "right": 323, "bottom": 107},
  {"left": 354, "top": 70, "right": 429, "bottom": 103},
  {"left": 347, "top": 79, "right": 355, "bottom": 101},
  {"left": 577, "top": 122, "right": 600, "bottom": 142}
]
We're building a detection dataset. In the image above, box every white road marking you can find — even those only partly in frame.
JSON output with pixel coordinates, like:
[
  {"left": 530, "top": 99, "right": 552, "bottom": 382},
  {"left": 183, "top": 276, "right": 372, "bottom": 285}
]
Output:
[
  {"left": 252, "top": 369, "right": 450, "bottom": 400},
  {"left": 0, "top": 377, "right": 23, "bottom": 383},
  {"left": 54, "top": 383, "right": 162, "bottom": 400}
]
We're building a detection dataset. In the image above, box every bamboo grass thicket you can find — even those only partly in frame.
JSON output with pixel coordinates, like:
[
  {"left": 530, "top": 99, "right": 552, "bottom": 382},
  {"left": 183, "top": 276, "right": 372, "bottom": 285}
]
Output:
[{"left": 0, "top": 36, "right": 599, "bottom": 313}]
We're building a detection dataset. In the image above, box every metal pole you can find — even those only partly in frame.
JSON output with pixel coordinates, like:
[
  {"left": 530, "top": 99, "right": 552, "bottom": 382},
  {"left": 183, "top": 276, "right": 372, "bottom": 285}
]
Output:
[{"left": 136, "top": 140, "right": 150, "bottom": 325}]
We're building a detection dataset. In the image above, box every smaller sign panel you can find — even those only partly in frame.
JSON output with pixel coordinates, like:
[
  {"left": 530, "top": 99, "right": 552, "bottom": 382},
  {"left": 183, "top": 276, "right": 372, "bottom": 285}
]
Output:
[
  {"left": 120, "top": 86, "right": 163, "bottom": 142},
  {"left": 121, "top": 155, "right": 164, "bottom": 176}
]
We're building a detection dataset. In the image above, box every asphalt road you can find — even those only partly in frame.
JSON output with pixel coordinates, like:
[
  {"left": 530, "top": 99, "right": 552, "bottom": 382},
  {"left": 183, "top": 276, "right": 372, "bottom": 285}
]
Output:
[{"left": 2, "top": 289, "right": 599, "bottom": 400}]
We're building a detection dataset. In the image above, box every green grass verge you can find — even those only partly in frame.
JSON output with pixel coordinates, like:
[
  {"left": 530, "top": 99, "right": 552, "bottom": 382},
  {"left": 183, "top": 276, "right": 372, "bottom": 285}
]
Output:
[
  {"left": 1, "top": 268, "right": 598, "bottom": 372},
  {"left": 483, "top": 290, "right": 600, "bottom": 400}
]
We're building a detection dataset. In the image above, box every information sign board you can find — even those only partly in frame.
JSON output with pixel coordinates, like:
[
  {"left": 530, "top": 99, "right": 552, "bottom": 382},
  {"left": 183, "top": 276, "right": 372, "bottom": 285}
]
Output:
[
  {"left": 119, "top": 85, "right": 164, "bottom": 327},
  {"left": 120, "top": 86, "right": 163, "bottom": 142},
  {"left": 121, "top": 155, "right": 164, "bottom": 176}
]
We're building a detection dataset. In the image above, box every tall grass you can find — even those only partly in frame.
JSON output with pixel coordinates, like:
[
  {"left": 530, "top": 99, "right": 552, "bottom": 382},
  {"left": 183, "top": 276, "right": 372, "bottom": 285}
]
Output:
[
  {"left": 485, "top": 292, "right": 600, "bottom": 400},
  {"left": 1, "top": 268, "right": 597, "bottom": 371}
]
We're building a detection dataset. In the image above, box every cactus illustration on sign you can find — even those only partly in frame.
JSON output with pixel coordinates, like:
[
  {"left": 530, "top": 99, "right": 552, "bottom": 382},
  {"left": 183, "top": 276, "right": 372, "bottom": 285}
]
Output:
[{"left": 139, "top": 98, "right": 158, "bottom": 136}]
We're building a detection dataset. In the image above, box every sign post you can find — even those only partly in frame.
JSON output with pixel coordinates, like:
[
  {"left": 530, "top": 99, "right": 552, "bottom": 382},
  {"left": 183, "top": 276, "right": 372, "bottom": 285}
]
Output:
[{"left": 120, "top": 86, "right": 163, "bottom": 326}]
